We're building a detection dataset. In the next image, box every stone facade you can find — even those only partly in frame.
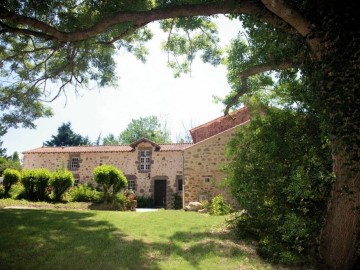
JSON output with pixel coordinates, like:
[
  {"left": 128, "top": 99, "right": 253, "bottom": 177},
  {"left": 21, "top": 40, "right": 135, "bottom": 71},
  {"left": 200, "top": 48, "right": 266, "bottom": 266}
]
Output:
[
  {"left": 183, "top": 124, "right": 247, "bottom": 206},
  {"left": 23, "top": 108, "right": 251, "bottom": 208},
  {"left": 23, "top": 139, "right": 190, "bottom": 208}
]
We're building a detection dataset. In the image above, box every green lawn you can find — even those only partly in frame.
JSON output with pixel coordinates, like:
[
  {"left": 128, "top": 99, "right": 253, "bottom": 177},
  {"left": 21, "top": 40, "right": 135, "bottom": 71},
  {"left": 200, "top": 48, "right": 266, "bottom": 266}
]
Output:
[{"left": 0, "top": 202, "right": 285, "bottom": 270}]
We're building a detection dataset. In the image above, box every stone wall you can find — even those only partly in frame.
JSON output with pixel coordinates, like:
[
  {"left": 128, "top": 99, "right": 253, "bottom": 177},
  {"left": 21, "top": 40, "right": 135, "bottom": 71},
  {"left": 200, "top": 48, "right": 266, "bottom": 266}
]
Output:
[
  {"left": 183, "top": 124, "right": 247, "bottom": 207},
  {"left": 23, "top": 141, "right": 184, "bottom": 208}
]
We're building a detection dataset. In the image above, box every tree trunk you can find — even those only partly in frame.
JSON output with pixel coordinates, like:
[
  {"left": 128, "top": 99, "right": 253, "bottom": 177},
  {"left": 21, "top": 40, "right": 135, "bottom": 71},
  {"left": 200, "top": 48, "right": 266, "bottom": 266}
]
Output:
[
  {"left": 320, "top": 143, "right": 360, "bottom": 269},
  {"left": 317, "top": 21, "right": 360, "bottom": 267}
]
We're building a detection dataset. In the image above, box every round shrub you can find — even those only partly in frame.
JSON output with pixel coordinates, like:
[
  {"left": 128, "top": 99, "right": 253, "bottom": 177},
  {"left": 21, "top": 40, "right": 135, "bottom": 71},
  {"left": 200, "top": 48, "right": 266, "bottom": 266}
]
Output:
[
  {"left": 93, "top": 165, "right": 127, "bottom": 204},
  {"left": 2, "top": 168, "right": 21, "bottom": 196},
  {"left": 22, "top": 169, "right": 51, "bottom": 200},
  {"left": 50, "top": 169, "right": 74, "bottom": 201}
]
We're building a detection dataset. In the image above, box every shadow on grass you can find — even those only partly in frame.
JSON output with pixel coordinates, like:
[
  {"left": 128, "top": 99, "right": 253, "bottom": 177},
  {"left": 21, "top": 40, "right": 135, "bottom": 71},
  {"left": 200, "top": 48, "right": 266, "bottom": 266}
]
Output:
[
  {"left": 0, "top": 209, "right": 154, "bottom": 270},
  {"left": 0, "top": 209, "right": 265, "bottom": 270}
]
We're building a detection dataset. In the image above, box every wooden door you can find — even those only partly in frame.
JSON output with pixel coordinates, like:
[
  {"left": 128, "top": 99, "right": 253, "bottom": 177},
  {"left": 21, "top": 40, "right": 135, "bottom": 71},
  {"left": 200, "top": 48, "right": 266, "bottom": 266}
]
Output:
[{"left": 154, "top": 180, "right": 167, "bottom": 208}]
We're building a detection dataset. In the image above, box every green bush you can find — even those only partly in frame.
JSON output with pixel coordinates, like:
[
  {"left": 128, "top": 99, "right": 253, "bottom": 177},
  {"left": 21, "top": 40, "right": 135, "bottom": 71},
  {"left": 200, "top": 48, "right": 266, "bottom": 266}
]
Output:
[
  {"left": 224, "top": 107, "right": 334, "bottom": 264},
  {"left": 93, "top": 165, "right": 127, "bottom": 205},
  {"left": 209, "top": 195, "right": 232, "bottom": 216},
  {"left": 136, "top": 195, "right": 155, "bottom": 208},
  {"left": 50, "top": 169, "right": 74, "bottom": 201},
  {"left": 22, "top": 169, "right": 51, "bottom": 201},
  {"left": 116, "top": 193, "right": 130, "bottom": 210},
  {"left": 69, "top": 184, "right": 103, "bottom": 202},
  {"left": 171, "top": 193, "right": 183, "bottom": 209},
  {"left": 2, "top": 168, "right": 21, "bottom": 196},
  {"left": 36, "top": 169, "right": 52, "bottom": 200},
  {"left": 0, "top": 185, "right": 5, "bottom": 198},
  {"left": 21, "top": 169, "right": 37, "bottom": 199},
  {"left": 8, "top": 183, "right": 26, "bottom": 199}
]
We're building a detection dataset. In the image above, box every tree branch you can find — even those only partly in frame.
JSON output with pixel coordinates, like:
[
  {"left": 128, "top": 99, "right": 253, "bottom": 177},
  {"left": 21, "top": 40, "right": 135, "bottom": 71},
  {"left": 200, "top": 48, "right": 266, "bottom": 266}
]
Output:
[
  {"left": 224, "top": 61, "right": 294, "bottom": 114},
  {"left": 0, "top": 1, "right": 296, "bottom": 43},
  {"left": 261, "top": 0, "right": 322, "bottom": 59}
]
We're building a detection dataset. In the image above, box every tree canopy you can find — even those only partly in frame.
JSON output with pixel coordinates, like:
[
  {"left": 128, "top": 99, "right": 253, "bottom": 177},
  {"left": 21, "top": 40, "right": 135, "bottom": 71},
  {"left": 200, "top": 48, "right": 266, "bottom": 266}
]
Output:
[
  {"left": 1, "top": 1, "right": 359, "bottom": 268},
  {"left": 103, "top": 115, "right": 172, "bottom": 144},
  {"left": 44, "top": 122, "right": 91, "bottom": 146}
]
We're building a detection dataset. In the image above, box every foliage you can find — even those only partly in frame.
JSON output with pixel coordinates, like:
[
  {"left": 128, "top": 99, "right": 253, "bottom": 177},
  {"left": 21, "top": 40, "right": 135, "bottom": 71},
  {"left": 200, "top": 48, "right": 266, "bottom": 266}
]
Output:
[
  {"left": 45, "top": 122, "right": 91, "bottom": 146},
  {"left": 170, "top": 192, "right": 183, "bottom": 209},
  {"left": 135, "top": 194, "right": 155, "bottom": 208},
  {"left": 68, "top": 184, "right": 103, "bottom": 203},
  {"left": 0, "top": 185, "right": 4, "bottom": 198},
  {"left": 160, "top": 16, "right": 222, "bottom": 77},
  {"left": 0, "top": 156, "right": 22, "bottom": 176},
  {"left": 0, "top": 124, "right": 7, "bottom": 156},
  {"left": 2, "top": 168, "right": 21, "bottom": 196},
  {"left": 93, "top": 164, "right": 127, "bottom": 204},
  {"left": 21, "top": 169, "right": 52, "bottom": 201},
  {"left": 117, "top": 115, "right": 172, "bottom": 144},
  {"left": 224, "top": 106, "right": 334, "bottom": 264},
  {"left": 8, "top": 183, "right": 26, "bottom": 199},
  {"left": 209, "top": 194, "right": 232, "bottom": 216},
  {"left": 116, "top": 193, "right": 131, "bottom": 211},
  {"left": 0, "top": 1, "right": 359, "bottom": 267},
  {"left": 50, "top": 169, "right": 75, "bottom": 201}
]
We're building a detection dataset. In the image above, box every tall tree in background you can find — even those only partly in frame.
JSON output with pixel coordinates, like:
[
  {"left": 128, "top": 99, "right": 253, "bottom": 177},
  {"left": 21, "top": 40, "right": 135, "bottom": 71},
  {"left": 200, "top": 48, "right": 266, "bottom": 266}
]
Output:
[
  {"left": 0, "top": 1, "right": 359, "bottom": 268},
  {"left": 45, "top": 122, "right": 91, "bottom": 147},
  {"left": 103, "top": 116, "right": 172, "bottom": 144}
]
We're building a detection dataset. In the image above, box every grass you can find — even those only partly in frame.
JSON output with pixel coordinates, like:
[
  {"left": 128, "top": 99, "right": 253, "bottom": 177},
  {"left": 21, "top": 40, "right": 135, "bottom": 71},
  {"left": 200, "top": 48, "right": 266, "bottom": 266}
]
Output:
[{"left": 0, "top": 199, "right": 288, "bottom": 270}]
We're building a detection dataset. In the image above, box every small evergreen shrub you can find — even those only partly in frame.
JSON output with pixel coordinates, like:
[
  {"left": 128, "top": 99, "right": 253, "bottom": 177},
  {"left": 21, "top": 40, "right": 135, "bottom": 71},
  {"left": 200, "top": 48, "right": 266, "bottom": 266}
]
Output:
[
  {"left": 93, "top": 165, "right": 127, "bottom": 205},
  {"left": 209, "top": 195, "right": 233, "bottom": 216},
  {"left": 171, "top": 192, "right": 183, "bottom": 209},
  {"left": 2, "top": 168, "right": 21, "bottom": 196},
  {"left": 36, "top": 169, "right": 52, "bottom": 200},
  {"left": 21, "top": 169, "right": 37, "bottom": 199},
  {"left": 136, "top": 195, "right": 155, "bottom": 208},
  {"left": 69, "top": 184, "right": 102, "bottom": 202},
  {"left": 21, "top": 169, "right": 51, "bottom": 201},
  {"left": 50, "top": 169, "right": 74, "bottom": 201}
]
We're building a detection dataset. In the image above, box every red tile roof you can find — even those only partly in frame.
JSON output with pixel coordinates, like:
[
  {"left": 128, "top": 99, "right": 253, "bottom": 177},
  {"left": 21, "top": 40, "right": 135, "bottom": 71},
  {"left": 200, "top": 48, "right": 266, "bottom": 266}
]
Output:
[
  {"left": 23, "top": 143, "right": 193, "bottom": 154},
  {"left": 189, "top": 107, "right": 250, "bottom": 143}
]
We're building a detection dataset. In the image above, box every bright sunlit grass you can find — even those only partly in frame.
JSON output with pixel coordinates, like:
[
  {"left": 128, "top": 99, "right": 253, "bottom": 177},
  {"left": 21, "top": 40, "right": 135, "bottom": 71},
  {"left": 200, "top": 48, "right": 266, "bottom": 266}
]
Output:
[{"left": 0, "top": 201, "right": 284, "bottom": 270}]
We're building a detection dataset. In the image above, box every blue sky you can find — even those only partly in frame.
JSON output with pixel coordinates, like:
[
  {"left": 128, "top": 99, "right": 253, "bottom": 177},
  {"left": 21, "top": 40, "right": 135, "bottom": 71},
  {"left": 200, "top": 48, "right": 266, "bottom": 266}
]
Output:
[{"left": 2, "top": 16, "right": 242, "bottom": 157}]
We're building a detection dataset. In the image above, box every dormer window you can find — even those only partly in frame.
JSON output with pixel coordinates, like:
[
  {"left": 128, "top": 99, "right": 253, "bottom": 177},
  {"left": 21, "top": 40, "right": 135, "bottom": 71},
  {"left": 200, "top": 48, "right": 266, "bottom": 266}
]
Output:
[{"left": 139, "top": 150, "right": 151, "bottom": 172}]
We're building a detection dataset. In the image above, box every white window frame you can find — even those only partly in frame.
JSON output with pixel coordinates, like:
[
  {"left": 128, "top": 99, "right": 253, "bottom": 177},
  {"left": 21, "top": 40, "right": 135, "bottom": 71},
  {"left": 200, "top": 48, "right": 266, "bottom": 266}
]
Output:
[
  {"left": 70, "top": 157, "right": 79, "bottom": 170},
  {"left": 204, "top": 177, "right": 211, "bottom": 184},
  {"left": 128, "top": 180, "right": 136, "bottom": 191},
  {"left": 139, "top": 150, "right": 151, "bottom": 171}
]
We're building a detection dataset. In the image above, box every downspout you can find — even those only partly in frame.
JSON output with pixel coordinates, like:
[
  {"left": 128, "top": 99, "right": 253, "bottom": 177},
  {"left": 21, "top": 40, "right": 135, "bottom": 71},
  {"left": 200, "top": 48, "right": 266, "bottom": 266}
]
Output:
[{"left": 182, "top": 150, "right": 185, "bottom": 209}]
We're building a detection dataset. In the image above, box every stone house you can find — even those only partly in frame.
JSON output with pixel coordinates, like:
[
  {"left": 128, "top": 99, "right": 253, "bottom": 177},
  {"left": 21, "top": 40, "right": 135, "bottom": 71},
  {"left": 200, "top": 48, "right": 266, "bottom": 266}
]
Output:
[{"left": 23, "top": 107, "right": 250, "bottom": 208}]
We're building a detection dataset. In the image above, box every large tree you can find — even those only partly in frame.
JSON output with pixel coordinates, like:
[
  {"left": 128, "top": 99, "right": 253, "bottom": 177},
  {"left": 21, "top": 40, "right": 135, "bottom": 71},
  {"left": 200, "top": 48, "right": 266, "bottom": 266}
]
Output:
[
  {"left": 45, "top": 122, "right": 91, "bottom": 146},
  {"left": 0, "top": 1, "right": 359, "bottom": 268}
]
